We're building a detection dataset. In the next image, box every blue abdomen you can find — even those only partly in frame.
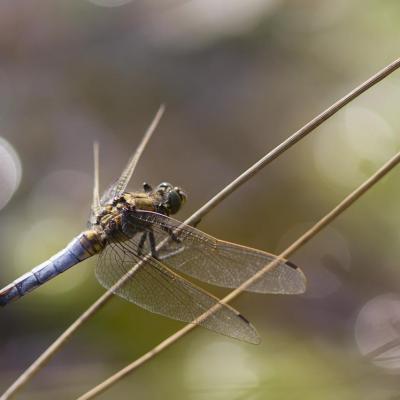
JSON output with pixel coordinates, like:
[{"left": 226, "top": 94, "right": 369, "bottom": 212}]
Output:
[{"left": 0, "top": 230, "right": 102, "bottom": 306}]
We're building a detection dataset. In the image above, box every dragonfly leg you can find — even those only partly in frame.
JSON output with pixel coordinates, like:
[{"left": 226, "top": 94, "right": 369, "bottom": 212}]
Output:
[
  {"left": 160, "top": 225, "right": 182, "bottom": 244},
  {"left": 148, "top": 229, "right": 159, "bottom": 258},
  {"left": 138, "top": 229, "right": 179, "bottom": 260},
  {"left": 137, "top": 232, "right": 147, "bottom": 257},
  {"left": 149, "top": 226, "right": 185, "bottom": 261}
]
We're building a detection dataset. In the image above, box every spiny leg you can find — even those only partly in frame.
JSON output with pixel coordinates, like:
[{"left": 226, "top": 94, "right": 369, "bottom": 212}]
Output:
[
  {"left": 139, "top": 229, "right": 183, "bottom": 261},
  {"left": 160, "top": 225, "right": 182, "bottom": 244},
  {"left": 148, "top": 229, "right": 158, "bottom": 258},
  {"left": 137, "top": 232, "right": 148, "bottom": 257},
  {"left": 154, "top": 225, "right": 186, "bottom": 261}
]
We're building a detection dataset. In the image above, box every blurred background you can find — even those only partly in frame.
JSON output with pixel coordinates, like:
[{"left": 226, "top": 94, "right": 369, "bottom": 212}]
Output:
[{"left": 1, "top": 0, "right": 400, "bottom": 399}]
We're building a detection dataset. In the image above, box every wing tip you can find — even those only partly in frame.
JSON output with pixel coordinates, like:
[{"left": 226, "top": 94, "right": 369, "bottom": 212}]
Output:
[
  {"left": 249, "top": 335, "right": 261, "bottom": 345},
  {"left": 293, "top": 265, "right": 307, "bottom": 294},
  {"left": 237, "top": 313, "right": 261, "bottom": 345},
  {"left": 283, "top": 260, "right": 307, "bottom": 294}
]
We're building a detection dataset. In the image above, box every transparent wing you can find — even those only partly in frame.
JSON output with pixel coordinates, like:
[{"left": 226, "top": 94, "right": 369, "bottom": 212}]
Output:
[
  {"left": 100, "top": 106, "right": 164, "bottom": 206},
  {"left": 90, "top": 142, "right": 102, "bottom": 225},
  {"left": 110, "top": 105, "right": 164, "bottom": 200},
  {"left": 122, "top": 211, "right": 306, "bottom": 294},
  {"left": 95, "top": 239, "right": 260, "bottom": 344},
  {"left": 100, "top": 181, "right": 118, "bottom": 206}
]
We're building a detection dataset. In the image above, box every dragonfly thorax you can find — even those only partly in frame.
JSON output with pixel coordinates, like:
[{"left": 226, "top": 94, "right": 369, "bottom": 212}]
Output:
[
  {"left": 122, "top": 182, "right": 186, "bottom": 216},
  {"left": 93, "top": 182, "right": 186, "bottom": 236}
]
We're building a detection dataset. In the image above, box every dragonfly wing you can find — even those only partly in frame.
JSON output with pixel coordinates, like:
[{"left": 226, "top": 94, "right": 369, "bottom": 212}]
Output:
[
  {"left": 98, "top": 107, "right": 165, "bottom": 207},
  {"left": 122, "top": 211, "right": 306, "bottom": 294},
  {"left": 95, "top": 239, "right": 260, "bottom": 344},
  {"left": 110, "top": 106, "right": 165, "bottom": 200},
  {"left": 100, "top": 181, "right": 118, "bottom": 206}
]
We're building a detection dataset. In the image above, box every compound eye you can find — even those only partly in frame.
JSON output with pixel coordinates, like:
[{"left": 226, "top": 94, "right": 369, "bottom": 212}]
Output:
[
  {"left": 167, "top": 190, "right": 182, "bottom": 214},
  {"left": 157, "top": 182, "right": 173, "bottom": 193},
  {"left": 175, "top": 187, "right": 187, "bottom": 203}
]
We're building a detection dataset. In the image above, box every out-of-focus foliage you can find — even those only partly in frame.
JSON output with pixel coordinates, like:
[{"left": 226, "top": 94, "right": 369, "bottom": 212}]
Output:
[{"left": 1, "top": 1, "right": 400, "bottom": 399}]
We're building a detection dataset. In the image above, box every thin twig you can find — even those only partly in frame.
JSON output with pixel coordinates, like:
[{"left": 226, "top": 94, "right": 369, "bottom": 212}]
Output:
[
  {"left": 187, "top": 57, "right": 400, "bottom": 226},
  {"left": 91, "top": 142, "right": 101, "bottom": 215},
  {"left": 2, "top": 58, "right": 400, "bottom": 400},
  {"left": 76, "top": 150, "right": 400, "bottom": 400}
]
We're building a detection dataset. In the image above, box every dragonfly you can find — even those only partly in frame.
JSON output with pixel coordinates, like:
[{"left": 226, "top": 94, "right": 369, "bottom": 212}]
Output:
[{"left": 0, "top": 107, "right": 306, "bottom": 344}]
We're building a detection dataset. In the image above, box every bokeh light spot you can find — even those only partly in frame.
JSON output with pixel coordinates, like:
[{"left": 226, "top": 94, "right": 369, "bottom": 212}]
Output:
[
  {"left": 313, "top": 105, "right": 399, "bottom": 188},
  {"left": 355, "top": 293, "right": 400, "bottom": 371},
  {"left": 0, "top": 137, "right": 22, "bottom": 210},
  {"left": 344, "top": 105, "right": 396, "bottom": 160},
  {"left": 148, "top": 0, "right": 280, "bottom": 48},
  {"left": 184, "top": 340, "right": 260, "bottom": 399}
]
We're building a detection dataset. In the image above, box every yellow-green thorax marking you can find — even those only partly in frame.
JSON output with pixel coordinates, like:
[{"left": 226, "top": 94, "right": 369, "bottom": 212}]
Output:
[{"left": 93, "top": 182, "right": 186, "bottom": 240}]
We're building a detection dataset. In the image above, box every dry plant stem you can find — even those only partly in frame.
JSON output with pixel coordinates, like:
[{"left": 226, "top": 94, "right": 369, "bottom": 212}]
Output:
[
  {"left": 187, "top": 57, "right": 400, "bottom": 226},
  {"left": 2, "top": 58, "right": 400, "bottom": 400},
  {"left": 77, "top": 150, "right": 400, "bottom": 400}
]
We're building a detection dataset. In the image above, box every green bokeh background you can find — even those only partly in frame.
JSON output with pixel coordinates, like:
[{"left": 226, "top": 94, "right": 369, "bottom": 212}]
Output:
[{"left": 1, "top": 1, "right": 400, "bottom": 399}]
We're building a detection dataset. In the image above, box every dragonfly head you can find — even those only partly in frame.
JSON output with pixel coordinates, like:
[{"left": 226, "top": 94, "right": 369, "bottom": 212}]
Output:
[{"left": 155, "top": 182, "right": 187, "bottom": 215}]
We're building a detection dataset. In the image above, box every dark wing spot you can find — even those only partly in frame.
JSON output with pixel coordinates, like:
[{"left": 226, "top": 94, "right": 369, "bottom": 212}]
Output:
[
  {"left": 238, "top": 313, "right": 251, "bottom": 324},
  {"left": 286, "top": 260, "right": 300, "bottom": 270}
]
